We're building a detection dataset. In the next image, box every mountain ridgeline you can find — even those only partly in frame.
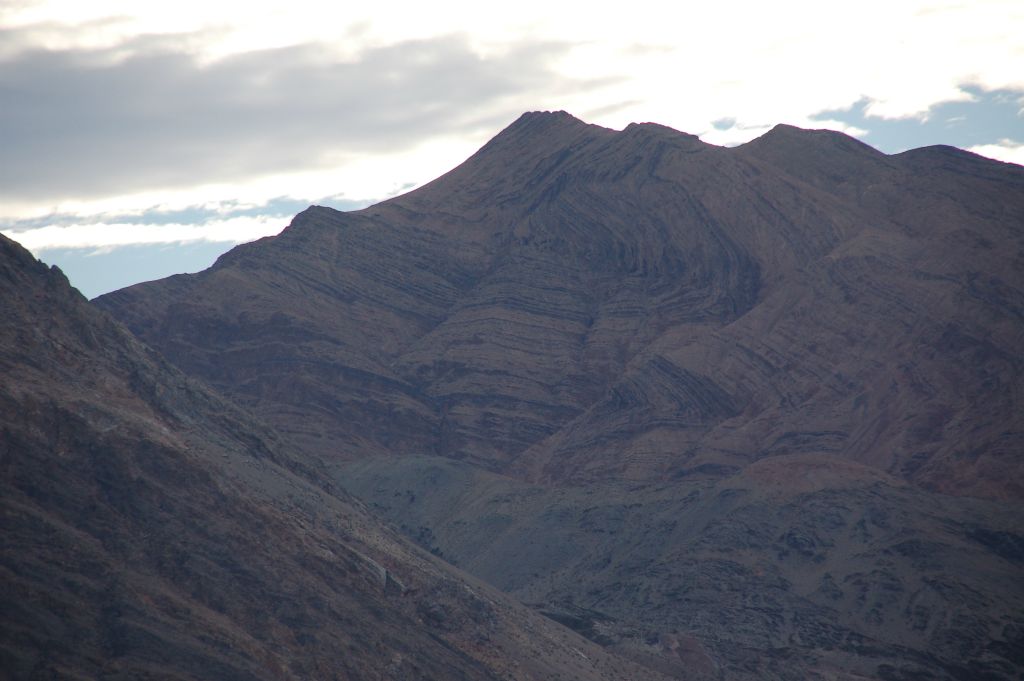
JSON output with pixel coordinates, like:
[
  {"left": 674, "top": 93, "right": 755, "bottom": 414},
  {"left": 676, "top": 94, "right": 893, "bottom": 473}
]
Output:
[{"left": 83, "top": 111, "right": 1024, "bottom": 679}]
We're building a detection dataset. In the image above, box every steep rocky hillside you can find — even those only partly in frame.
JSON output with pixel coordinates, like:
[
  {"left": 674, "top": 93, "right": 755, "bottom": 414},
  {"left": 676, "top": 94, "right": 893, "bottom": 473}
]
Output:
[
  {"left": 92, "top": 112, "right": 1024, "bottom": 678},
  {"left": 0, "top": 233, "right": 667, "bottom": 681},
  {"left": 338, "top": 454, "right": 1023, "bottom": 680}
]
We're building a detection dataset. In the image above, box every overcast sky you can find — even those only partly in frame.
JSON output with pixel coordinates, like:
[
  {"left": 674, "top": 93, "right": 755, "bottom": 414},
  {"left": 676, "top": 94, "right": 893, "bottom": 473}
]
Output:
[{"left": 2, "top": 0, "right": 1023, "bottom": 297}]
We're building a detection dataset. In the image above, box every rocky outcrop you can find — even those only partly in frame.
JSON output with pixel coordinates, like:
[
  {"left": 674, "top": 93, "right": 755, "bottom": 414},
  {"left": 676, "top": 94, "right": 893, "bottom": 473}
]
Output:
[{"left": 0, "top": 234, "right": 668, "bottom": 680}]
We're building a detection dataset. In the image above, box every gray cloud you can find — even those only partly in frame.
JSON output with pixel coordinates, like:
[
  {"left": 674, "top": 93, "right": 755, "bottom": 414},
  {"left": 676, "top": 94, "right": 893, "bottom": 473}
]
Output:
[
  {"left": 0, "top": 33, "right": 576, "bottom": 202},
  {"left": 4, "top": 194, "right": 371, "bottom": 231}
]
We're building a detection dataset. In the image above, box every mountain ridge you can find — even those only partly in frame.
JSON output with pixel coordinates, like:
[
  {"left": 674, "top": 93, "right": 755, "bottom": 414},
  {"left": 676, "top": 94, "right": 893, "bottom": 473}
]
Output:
[
  {"left": 97, "top": 114, "right": 1024, "bottom": 498},
  {"left": 90, "top": 113, "right": 1024, "bottom": 678}
]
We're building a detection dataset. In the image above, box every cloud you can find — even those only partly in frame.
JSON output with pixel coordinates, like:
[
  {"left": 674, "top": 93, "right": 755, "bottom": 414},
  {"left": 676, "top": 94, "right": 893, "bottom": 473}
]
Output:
[
  {"left": 4, "top": 194, "right": 374, "bottom": 252},
  {"left": 5, "top": 194, "right": 368, "bottom": 230},
  {"left": 12, "top": 215, "right": 285, "bottom": 252},
  {"left": 811, "top": 86, "right": 1024, "bottom": 154},
  {"left": 0, "top": 33, "right": 576, "bottom": 204},
  {"left": 968, "top": 139, "right": 1024, "bottom": 166}
]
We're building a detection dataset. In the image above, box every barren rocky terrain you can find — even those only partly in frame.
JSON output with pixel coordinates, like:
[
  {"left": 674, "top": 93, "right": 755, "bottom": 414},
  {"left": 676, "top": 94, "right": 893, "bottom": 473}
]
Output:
[
  {"left": 338, "top": 454, "right": 1023, "bottom": 679},
  {"left": 99, "top": 112, "right": 1024, "bottom": 500},
  {"left": 0, "top": 233, "right": 667, "bottom": 680},
  {"left": 82, "top": 111, "right": 1024, "bottom": 678}
]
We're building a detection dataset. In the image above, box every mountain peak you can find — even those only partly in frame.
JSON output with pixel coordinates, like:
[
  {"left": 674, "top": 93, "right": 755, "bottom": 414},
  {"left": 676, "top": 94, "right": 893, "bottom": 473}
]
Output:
[
  {"left": 512, "top": 109, "right": 586, "bottom": 127},
  {"left": 734, "top": 122, "right": 891, "bottom": 187},
  {"left": 745, "top": 123, "right": 884, "bottom": 156},
  {"left": 489, "top": 109, "right": 609, "bottom": 147},
  {"left": 1, "top": 233, "right": 77, "bottom": 303},
  {"left": 623, "top": 120, "right": 695, "bottom": 136},
  {"left": 375, "top": 110, "right": 614, "bottom": 225}
]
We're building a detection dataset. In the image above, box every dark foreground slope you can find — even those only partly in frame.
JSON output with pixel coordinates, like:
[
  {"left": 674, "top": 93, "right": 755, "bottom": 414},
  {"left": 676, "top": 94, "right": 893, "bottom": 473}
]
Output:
[
  {"left": 0, "top": 234, "right": 666, "bottom": 681},
  {"left": 93, "top": 113, "right": 1024, "bottom": 678}
]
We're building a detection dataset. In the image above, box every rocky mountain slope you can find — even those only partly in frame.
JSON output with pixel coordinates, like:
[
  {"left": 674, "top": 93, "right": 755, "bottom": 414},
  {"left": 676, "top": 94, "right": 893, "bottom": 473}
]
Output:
[
  {"left": 92, "top": 112, "right": 1024, "bottom": 678},
  {"left": 338, "top": 454, "right": 1023, "bottom": 680},
  {"left": 0, "top": 233, "right": 667, "bottom": 680},
  {"left": 98, "top": 112, "right": 1024, "bottom": 500}
]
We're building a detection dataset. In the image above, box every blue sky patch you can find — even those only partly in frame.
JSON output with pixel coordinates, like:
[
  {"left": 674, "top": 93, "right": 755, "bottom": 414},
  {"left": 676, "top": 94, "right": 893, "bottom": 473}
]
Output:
[{"left": 813, "top": 85, "right": 1024, "bottom": 153}]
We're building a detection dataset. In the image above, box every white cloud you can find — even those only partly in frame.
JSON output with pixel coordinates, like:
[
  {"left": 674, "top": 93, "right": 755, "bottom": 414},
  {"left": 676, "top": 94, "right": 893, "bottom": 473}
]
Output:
[
  {"left": 12, "top": 214, "right": 285, "bottom": 252},
  {"left": 968, "top": 139, "right": 1024, "bottom": 166},
  {"left": 6, "top": 2, "right": 1022, "bottom": 121}
]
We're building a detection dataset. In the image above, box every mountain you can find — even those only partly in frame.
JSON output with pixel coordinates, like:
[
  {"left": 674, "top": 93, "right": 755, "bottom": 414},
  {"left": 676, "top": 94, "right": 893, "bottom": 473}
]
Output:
[
  {"left": 0, "top": 233, "right": 667, "bottom": 680},
  {"left": 98, "top": 112, "right": 1024, "bottom": 499},
  {"left": 94, "top": 112, "right": 1024, "bottom": 678}
]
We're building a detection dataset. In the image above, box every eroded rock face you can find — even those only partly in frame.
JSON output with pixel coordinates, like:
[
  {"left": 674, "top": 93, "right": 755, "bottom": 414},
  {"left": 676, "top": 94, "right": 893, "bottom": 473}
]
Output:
[
  {"left": 97, "top": 112, "right": 1024, "bottom": 500},
  {"left": 90, "top": 113, "right": 1024, "bottom": 678},
  {"left": 0, "top": 234, "right": 669, "bottom": 681}
]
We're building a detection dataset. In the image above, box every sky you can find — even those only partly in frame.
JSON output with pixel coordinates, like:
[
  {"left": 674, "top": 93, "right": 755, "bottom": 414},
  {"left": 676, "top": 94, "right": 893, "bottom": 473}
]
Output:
[{"left": 2, "top": 0, "right": 1023, "bottom": 298}]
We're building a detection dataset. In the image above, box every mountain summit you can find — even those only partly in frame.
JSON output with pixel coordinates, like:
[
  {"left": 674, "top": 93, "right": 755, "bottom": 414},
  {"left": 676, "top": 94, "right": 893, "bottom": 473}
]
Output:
[{"left": 93, "top": 114, "right": 1024, "bottom": 679}]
